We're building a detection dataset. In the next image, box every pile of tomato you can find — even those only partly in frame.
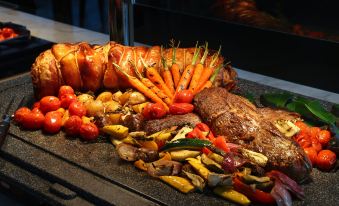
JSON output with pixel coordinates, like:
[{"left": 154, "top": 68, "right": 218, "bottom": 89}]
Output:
[
  {"left": 14, "top": 86, "right": 99, "bottom": 140},
  {"left": 0, "top": 27, "right": 18, "bottom": 41},
  {"left": 142, "top": 89, "right": 194, "bottom": 120},
  {"left": 294, "top": 121, "right": 336, "bottom": 171}
]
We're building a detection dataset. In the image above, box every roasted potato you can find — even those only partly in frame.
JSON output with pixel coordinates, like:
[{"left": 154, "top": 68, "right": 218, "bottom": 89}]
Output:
[{"left": 96, "top": 91, "right": 113, "bottom": 102}]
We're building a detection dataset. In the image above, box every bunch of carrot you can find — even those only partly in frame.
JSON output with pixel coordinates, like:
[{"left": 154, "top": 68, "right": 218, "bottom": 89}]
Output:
[{"left": 112, "top": 41, "right": 224, "bottom": 110}]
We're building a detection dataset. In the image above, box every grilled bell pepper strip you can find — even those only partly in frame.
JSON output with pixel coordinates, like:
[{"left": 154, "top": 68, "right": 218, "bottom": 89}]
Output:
[
  {"left": 213, "top": 136, "right": 230, "bottom": 153},
  {"left": 186, "top": 127, "right": 207, "bottom": 140},
  {"left": 233, "top": 177, "right": 276, "bottom": 205},
  {"left": 196, "top": 123, "right": 215, "bottom": 141}
]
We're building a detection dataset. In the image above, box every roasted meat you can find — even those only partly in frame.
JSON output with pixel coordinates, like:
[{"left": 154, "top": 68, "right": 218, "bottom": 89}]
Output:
[
  {"left": 143, "top": 113, "right": 201, "bottom": 135},
  {"left": 193, "top": 87, "right": 312, "bottom": 182}
]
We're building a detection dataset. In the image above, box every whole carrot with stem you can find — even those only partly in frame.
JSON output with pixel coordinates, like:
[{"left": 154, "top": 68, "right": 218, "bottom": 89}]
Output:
[
  {"left": 189, "top": 42, "right": 209, "bottom": 92},
  {"left": 129, "top": 60, "right": 172, "bottom": 106},
  {"left": 195, "top": 63, "right": 224, "bottom": 94},
  {"left": 194, "top": 46, "right": 222, "bottom": 95},
  {"left": 169, "top": 40, "right": 181, "bottom": 88},
  {"left": 139, "top": 54, "right": 174, "bottom": 99},
  {"left": 161, "top": 46, "right": 175, "bottom": 95},
  {"left": 112, "top": 62, "right": 169, "bottom": 111},
  {"left": 175, "top": 42, "right": 201, "bottom": 94}
]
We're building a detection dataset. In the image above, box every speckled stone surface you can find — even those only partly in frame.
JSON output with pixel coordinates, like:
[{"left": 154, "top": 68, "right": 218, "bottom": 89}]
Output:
[{"left": 0, "top": 74, "right": 338, "bottom": 206}]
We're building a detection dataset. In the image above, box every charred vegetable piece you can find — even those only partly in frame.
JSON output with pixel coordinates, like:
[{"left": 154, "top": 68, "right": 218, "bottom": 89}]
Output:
[
  {"left": 239, "top": 148, "right": 268, "bottom": 167},
  {"left": 242, "top": 174, "right": 271, "bottom": 184},
  {"left": 213, "top": 186, "right": 251, "bottom": 206},
  {"left": 147, "top": 160, "right": 182, "bottom": 177},
  {"left": 170, "top": 150, "right": 201, "bottom": 161},
  {"left": 170, "top": 126, "right": 193, "bottom": 142},
  {"left": 201, "top": 153, "right": 224, "bottom": 173},
  {"left": 162, "top": 139, "right": 212, "bottom": 151},
  {"left": 116, "top": 143, "right": 158, "bottom": 162},
  {"left": 134, "top": 159, "right": 148, "bottom": 171},
  {"left": 233, "top": 177, "right": 275, "bottom": 205},
  {"left": 139, "top": 141, "right": 158, "bottom": 151},
  {"left": 159, "top": 176, "right": 195, "bottom": 193},
  {"left": 207, "top": 173, "right": 232, "bottom": 187},
  {"left": 182, "top": 171, "right": 205, "bottom": 192},
  {"left": 132, "top": 102, "right": 149, "bottom": 113},
  {"left": 102, "top": 125, "right": 129, "bottom": 139},
  {"left": 208, "top": 153, "right": 224, "bottom": 164},
  {"left": 186, "top": 157, "right": 211, "bottom": 180},
  {"left": 274, "top": 119, "right": 300, "bottom": 138}
]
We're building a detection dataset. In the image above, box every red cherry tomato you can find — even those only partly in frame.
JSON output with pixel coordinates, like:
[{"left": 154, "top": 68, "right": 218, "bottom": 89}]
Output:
[
  {"left": 174, "top": 90, "right": 194, "bottom": 103},
  {"left": 316, "top": 150, "right": 337, "bottom": 171},
  {"left": 79, "top": 122, "right": 99, "bottom": 141},
  {"left": 142, "top": 103, "right": 166, "bottom": 120},
  {"left": 43, "top": 111, "right": 62, "bottom": 133},
  {"left": 64, "top": 115, "right": 83, "bottom": 136},
  {"left": 21, "top": 109, "right": 45, "bottom": 130},
  {"left": 39, "top": 96, "right": 61, "bottom": 113},
  {"left": 169, "top": 103, "right": 194, "bottom": 115},
  {"left": 68, "top": 101, "right": 86, "bottom": 117},
  {"left": 58, "top": 85, "right": 74, "bottom": 98},
  {"left": 309, "top": 127, "right": 321, "bottom": 139},
  {"left": 60, "top": 93, "right": 77, "bottom": 109},
  {"left": 304, "top": 147, "right": 318, "bottom": 167},
  {"left": 294, "top": 121, "right": 309, "bottom": 134},
  {"left": 14, "top": 107, "right": 31, "bottom": 124},
  {"left": 311, "top": 137, "right": 322, "bottom": 153},
  {"left": 317, "top": 130, "right": 331, "bottom": 147}
]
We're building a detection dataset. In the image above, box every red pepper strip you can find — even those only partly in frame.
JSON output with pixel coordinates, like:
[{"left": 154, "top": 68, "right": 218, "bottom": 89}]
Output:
[
  {"left": 213, "top": 136, "right": 229, "bottom": 153},
  {"left": 201, "top": 147, "right": 212, "bottom": 155},
  {"left": 186, "top": 127, "right": 207, "bottom": 140},
  {"left": 196, "top": 123, "right": 215, "bottom": 141},
  {"left": 186, "top": 130, "right": 197, "bottom": 139},
  {"left": 233, "top": 178, "right": 276, "bottom": 205}
]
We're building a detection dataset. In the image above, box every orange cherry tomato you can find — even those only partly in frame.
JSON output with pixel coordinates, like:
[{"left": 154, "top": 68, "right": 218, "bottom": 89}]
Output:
[
  {"left": 311, "top": 137, "right": 322, "bottom": 153},
  {"left": 43, "top": 111, "right": 62, "bottom": 133},
  {"left": 174, "top": 90, "right": 194, "bottom": 103},
  {"left": 58, "top": 85, "right": 74, "bottom": 98},
  {"left": 317, "top": 130, "right": 331, "bottom": 147},
  {"left": 39, "top": 96, "right": 61, "bottom": 113},
  {"left": 316, "top": 150, "right": 337, "bottom": 171},
  {"left": 64, "top": 115, "right": 83, "bottom": 136},
  {"left": 14, "top": 107, "right": 31, "bottom": 124},
  {"left": 60, "top": 93, "right": 77, "bottom": 109},
  {"left": 304, "top": 147, "right": 318, "bottom": 167},
  {"left": 169, "top": 103, "right": 194, "bottom": 115},
  {"left": 68, "top": 101, "right": 86, "bottom": 117},
  {"left": 79, "top": 122, "right": 99, "bottom": 141}
]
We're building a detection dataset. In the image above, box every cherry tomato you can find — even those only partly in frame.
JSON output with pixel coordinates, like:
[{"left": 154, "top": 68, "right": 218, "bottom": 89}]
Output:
[
  {"left": 21, "top": 109, "right": 45, "bottom": 130},
  {"left": 294, "top": 121, "right": 309, "bottom": 134},
  {"left": 68, "top": 101, "right": 86, "bottom": 117},
  {"left": 304, "top": 147, "right": 318, "bottom": 167},
  {"left": 14, "top": 107, "right": 31, "bottom": 124},
  {"left": 40, "top": 96, "right": 61, "bottom": 113},
  {"left": 58, "top": 85, "right": 74, "bottom": 98},
  {"left": 309, "top": 127, "right": 321, "bottom": 139},
  {"left": 43, "top": 111, "right": 62, "bottom": 133},
  {"left": 311, "top": 137, "right": 322, "bottom": 153},
  {"left": 169, "top": 103, "right": 194, "bottom": 115},
  {"left": 64, "top": 115, "right": 83, "bottom": 136},
  {"left": 142, "top": 103, "right": 166, "bottom": 120},
  {"left": 79, "top": 122, "right": 99, "bottom": 141},
  {"left": 174, "top": 90, "right": 194, "bottom": 103},
  {"left": 316, "top": 150, "right": 337, "bottom": 171},
  {"left": 60, "top": 93, "right": 77, "bottom": 109},
  {"left": 317, "top": 130, "right": 331, "bottom": 147}
]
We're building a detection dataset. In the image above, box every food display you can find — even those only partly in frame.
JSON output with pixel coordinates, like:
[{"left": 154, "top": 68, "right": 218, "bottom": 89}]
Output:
[
  {"left": 0, "top": 27, "right": 18, "bottom": 41},
  {"left": 8, "top": 41, "right": 337, "bottom": 205}
]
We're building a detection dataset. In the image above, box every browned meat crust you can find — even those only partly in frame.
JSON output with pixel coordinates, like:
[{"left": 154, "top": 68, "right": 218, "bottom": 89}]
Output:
[
  {"left": 193, "top": 87, "right": 311, "bottom": 182},
  {"left": 143, "top": 113, "right": 201, "bottom": 135}
]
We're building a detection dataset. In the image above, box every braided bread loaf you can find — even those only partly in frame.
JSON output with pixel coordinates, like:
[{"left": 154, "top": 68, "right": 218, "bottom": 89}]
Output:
[{"left": 31, "top": 42, "right": 237, "bottom": 98}]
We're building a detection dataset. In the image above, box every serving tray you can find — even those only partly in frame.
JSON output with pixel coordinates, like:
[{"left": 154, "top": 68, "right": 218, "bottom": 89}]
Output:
[{"left": 0, "top": 73, "right": 337, "bottom": 206}]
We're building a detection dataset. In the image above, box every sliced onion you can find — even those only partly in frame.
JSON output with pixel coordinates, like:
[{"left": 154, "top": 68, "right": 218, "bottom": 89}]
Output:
[
  {"left": 271, "top": 179, "right": 292, "bottom": 206},
  {"left": 221, "top": 152, "right": 247, "bottom": 173}
]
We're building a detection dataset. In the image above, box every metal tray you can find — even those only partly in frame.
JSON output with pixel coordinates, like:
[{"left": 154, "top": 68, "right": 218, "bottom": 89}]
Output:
[{"left": 0, "top": 74, "right": 338, "bottom": 206}]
